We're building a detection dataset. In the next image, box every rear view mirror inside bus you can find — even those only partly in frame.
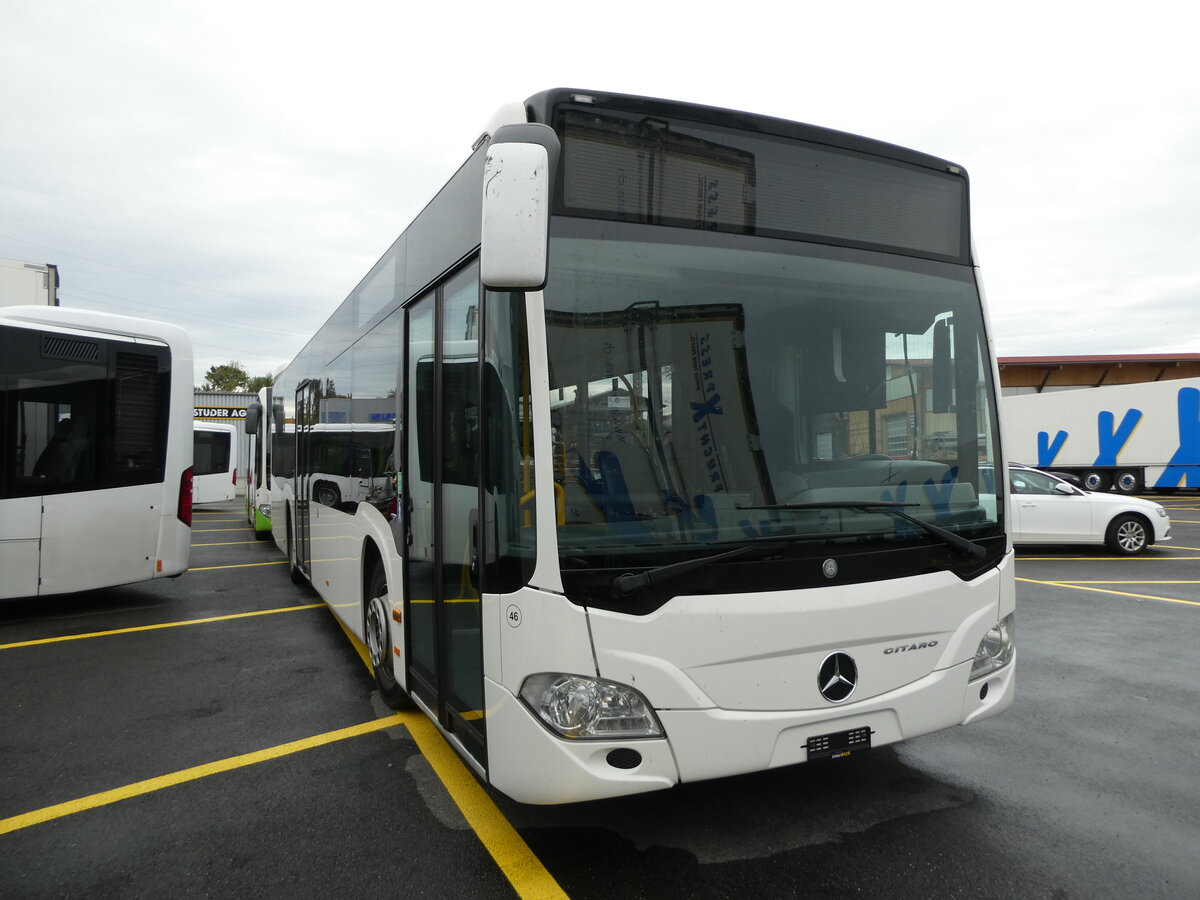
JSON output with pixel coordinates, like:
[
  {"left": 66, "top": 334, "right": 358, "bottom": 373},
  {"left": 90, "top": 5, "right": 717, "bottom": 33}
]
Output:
[{"left": 481, "top": 124, "right": 560, "bottom": 291}]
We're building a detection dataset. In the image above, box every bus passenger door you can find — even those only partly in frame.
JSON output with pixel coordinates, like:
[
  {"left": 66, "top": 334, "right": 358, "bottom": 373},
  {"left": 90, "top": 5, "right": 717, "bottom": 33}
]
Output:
[
  {"left": 404, "top": 265, "right": 486, "bottom": 767},
  {"left": 294, "top": 380, "right": 316, "bottom": 579}
]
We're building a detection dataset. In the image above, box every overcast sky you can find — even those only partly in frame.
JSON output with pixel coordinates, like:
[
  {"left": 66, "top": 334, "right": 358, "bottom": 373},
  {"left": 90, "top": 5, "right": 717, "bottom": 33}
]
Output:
[{"left": 3, "top": 1, "right": 1197, "bottom": 384}]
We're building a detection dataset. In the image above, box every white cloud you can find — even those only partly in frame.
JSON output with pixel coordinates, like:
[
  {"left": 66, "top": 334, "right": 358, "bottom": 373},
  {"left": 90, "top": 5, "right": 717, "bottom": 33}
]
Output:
[{"left": 3, "top": 0, "right": 1198, "bottom": 381}]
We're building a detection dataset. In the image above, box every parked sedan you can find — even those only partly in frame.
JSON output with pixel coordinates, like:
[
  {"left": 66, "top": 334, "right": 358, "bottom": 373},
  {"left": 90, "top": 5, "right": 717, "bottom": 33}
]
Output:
[{"left": 1007, "top": 464, "right": 1171, "bottom": 555}]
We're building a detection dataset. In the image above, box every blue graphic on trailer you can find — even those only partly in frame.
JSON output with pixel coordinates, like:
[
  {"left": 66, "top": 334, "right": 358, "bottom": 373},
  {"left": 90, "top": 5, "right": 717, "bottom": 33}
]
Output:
[
  {"left": 1155, "top": 387, "right": 1200, "bottom": 488},
  {"left": 1094, "top": 409, "right": 1142, "bottom": 465},
  {"left": 1035, "top": 430, "right": 1068, "bottom": 468},
  {"left": 1036, "top": 409, "right": 1142, "bottom": 468},
  {"left": 1034, "top": 387, "right": 1200, "bottom": 488}
]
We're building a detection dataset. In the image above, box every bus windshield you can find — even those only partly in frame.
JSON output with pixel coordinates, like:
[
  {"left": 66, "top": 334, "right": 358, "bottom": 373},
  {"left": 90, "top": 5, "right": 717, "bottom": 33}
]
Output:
[{"left": 544, "top": 223, "right": 1001, "bottom": 582}]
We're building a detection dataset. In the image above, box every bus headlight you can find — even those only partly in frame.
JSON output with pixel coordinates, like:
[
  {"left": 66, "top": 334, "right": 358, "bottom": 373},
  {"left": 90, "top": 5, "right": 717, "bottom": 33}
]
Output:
[
  {"left": 970, "top": 613, "right": 1015, "bottom": 681},
  {"left": 260, "top": 503, "right": 271, "bottom": 517},
  {"left": 519, "top": 673, "right": 663, "bottom": 739}
]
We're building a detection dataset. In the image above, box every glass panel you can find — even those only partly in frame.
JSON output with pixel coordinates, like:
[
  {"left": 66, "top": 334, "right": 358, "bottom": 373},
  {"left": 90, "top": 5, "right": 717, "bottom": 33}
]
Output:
[
  {"left": 440, "top": 264, "right": 483, "bottom": 719},
  {"left": 0, "top": 326, "right": 167, "bottom": 498},
  {"left": 483, "top": 291, "right": 535, "bottom": 592},
  {"left": 558, "top": 107, "right": 966, "bottom": 260},
  {"left": 406, "top": 295, "right": 437, "bottom": 682},
  {"left": 350, "top": 308, "right": 401, "bottom": 521},
  {"left": 544, "top": 222, "right": 1001, "bottom": 577},
  {"left": 193, "top": 430, "right": 231, "bottom": 477}
]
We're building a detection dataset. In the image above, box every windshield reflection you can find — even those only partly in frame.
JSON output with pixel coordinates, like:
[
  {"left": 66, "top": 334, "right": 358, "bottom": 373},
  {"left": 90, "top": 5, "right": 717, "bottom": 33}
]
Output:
[{"left": 544, "top": 226, "right": 1001, "bottom": 567}]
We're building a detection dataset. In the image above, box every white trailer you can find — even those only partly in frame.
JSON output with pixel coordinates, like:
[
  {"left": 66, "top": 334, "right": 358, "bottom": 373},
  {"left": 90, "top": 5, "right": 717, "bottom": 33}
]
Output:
[
  {"left": 0, "top": 258, "right": 59, "bottom": 307},
  {"left": 1003, "top": 378, "right": 1200, "bottom": 493}
]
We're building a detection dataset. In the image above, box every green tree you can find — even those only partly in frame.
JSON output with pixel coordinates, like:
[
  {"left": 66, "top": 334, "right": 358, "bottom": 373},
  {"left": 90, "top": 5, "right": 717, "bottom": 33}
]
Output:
[
  {"left": 247, "top": 373, "right": 274, "bottom": 392},
  {"left": 200, "top": 361, "right": 250, "bottom": 392}
]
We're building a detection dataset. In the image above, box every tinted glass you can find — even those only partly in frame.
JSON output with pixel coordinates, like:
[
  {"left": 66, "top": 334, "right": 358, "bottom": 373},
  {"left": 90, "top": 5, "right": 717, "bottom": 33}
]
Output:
[
  {"left": 1, "top": 324, "right": 169, "bottom": 498},
  {"left": 544, "top": 221, "right": 1002, "bottom": 605},
  {"left": 558, "top": 107, "right": 967, "bottom": 261}
]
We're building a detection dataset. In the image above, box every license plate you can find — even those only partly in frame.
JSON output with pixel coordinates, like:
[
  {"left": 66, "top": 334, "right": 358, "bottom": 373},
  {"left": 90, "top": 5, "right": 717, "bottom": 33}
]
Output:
[{"left": 806, "top": 726, "right": 872, "bottom": 760}]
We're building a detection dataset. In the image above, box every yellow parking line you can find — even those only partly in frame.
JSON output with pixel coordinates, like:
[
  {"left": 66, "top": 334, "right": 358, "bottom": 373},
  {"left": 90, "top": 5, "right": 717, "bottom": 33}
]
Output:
[
  {"left": 0, "top": 604, "right": 323, "bottom": 650},
  {"left": 192, "top": 528, "right": 253, "bottom": 533},
  {"left": 191, "top": 541, "right": 266, "bottom": 547},
  {"left": 1015, "top": 555, "right": 1200, "bottom": 561},
  {"left": 0, "top": 715, "right": 407, "bottom": 835},
  {"left": 189, "top": 560, "right": 288, "bottom": 571},
  {"left": 333, "top": 618, "right": 566, "bottom": 900},
  {"left": 1017, "top": 576, "right": 1200, "bottom": 608}
]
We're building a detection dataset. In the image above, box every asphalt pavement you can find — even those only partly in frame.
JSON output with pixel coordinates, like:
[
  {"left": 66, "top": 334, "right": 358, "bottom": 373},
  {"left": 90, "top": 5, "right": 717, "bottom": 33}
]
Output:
[{"left": 2, "top": 497, "right": 1198, "bottom": 899}]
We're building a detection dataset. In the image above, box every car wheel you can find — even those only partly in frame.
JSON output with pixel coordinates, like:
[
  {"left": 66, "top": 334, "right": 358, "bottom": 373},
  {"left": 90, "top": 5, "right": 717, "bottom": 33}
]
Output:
[
  {"left": 1082, "top": 470, "right": 1110, "bottom": 492},
  {"left": 1106, "top": 514, "right": 1149, "bottom": 555},
  {"left": 365, "top": 565, "right": 415, "bottom": 709},
  {"left": 1115, "top": 470, "right": 1141, "bottom": 494}
]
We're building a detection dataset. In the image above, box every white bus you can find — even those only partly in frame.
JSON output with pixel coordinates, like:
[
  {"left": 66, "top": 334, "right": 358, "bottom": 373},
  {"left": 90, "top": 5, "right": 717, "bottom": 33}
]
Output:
[
  {"left": 1, "top": 305, "right": 193, "bottom": 598},
  {"left": 270, "top": 89, "right": 1016, "bottom": 804},
  {"left": 192, "top": 421, "right": 238, "bottom": 503},
  {"left": 242, "top": 387, "right": 276, "bottom": 539}
]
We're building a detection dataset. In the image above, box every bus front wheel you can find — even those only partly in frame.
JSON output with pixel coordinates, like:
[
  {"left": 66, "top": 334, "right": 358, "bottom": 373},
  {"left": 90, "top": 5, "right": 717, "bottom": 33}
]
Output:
[{"left": 365, "top": 565, "right": 415, "bottom": 709}]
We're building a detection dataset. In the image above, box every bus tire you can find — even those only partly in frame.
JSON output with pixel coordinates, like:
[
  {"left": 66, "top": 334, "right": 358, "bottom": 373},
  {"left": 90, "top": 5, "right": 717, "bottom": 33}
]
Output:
[
  {"left": 366, "top": 564, "right": 415, "bottom": 709},
  {"left": 1105, "top": 514, "right": 1149, "bottom": 555}
]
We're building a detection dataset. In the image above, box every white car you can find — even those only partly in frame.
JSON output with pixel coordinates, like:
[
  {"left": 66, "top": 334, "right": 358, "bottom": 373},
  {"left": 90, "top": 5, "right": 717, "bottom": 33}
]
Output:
[{"left": 1007, "top": 464, "right": 1172, "bottom": 555}]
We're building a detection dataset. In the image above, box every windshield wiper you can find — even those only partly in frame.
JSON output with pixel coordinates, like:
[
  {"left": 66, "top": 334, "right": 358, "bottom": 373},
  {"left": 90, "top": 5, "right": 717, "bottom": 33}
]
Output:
[
  {"left": 609, "top": 531, "right": 876, "bottom": 600},
  {"left": 738, "top": 501, "right": 987, "bottom": 561}
]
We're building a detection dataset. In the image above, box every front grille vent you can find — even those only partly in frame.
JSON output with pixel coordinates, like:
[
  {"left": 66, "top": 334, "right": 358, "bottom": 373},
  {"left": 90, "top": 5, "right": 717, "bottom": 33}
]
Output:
[{"left": 42, "top": 335, "right": 101, "bottom": 362}]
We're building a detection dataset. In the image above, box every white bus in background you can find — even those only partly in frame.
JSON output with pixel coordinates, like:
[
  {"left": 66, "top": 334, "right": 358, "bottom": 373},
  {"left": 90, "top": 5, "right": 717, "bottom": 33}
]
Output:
[
  {"left": 242, "top": 387, "right": 277, "bottom": 539},
  {"left": 0, "top": 305, "right": 193, "bottom": 599},
  {"left": 270, "top": 89, "right": 1015, "bottom": 804},
  {"left": 192, "top": 421, "right": 238, "bottom": 503}
]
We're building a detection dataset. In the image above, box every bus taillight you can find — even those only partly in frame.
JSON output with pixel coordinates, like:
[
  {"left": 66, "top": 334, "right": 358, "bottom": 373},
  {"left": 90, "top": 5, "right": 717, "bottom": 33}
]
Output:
[
  {"left": 178, "top": 467, "right": 194, "bottom": 526},
  {"left": 233, "top": 466, "right": 238, "bottom": 486}
]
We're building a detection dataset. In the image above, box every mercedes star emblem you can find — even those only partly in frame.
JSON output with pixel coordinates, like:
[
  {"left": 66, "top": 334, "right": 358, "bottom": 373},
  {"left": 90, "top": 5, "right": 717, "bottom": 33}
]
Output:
[{"left": 818, "top": 651, "right": 858, "bottom": 703}]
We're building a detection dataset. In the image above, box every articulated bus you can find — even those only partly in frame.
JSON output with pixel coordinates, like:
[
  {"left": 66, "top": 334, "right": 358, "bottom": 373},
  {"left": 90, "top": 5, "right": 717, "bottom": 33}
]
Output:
[
  {"left": 192, "top": 421, "right": 238, "bottom": 503},
  {"left": 1, "top": 305, "right": 193, "bottom": 599},
  {"left": 268, "top": 89, "right": 1016, "bottom": 803}
]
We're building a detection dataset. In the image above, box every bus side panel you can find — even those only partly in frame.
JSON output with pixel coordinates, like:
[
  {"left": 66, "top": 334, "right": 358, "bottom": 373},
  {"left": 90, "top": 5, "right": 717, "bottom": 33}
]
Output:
[
  {"left": 39, "top": 485, "right": 162, "bottom": 593},
  {"left": 0, "top": 495, "right": 42, "bottom": 599}
]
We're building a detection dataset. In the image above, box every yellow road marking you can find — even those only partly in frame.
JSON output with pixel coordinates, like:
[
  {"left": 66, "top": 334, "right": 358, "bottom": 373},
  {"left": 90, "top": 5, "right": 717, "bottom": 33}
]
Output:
[
  {"left": 0, "top": 715, "right": 407, "bottom": 835},
  {"left": 188, "top": 560, "right": 289, "bottom": 571},
  {"left": 191, "top": 540, "right": 267, "bottom": 547},
  {"left": 0, "top": 604, "right": 323, "bottom": 650},
  {"left": 336, "top": 619, "right": 567, "bottom": 899},
  {"left": 1017, "top": 577, "right": 1200, "bottom": 608},
  {"left": 404, "top": 713, "right": 568, "bottom": 899},
  {"left": 1015, "top": 555, "right": 1200, "bottom": 561},
  {"left": 192, "top": 528, "right": 254, "bottom": 533}
]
